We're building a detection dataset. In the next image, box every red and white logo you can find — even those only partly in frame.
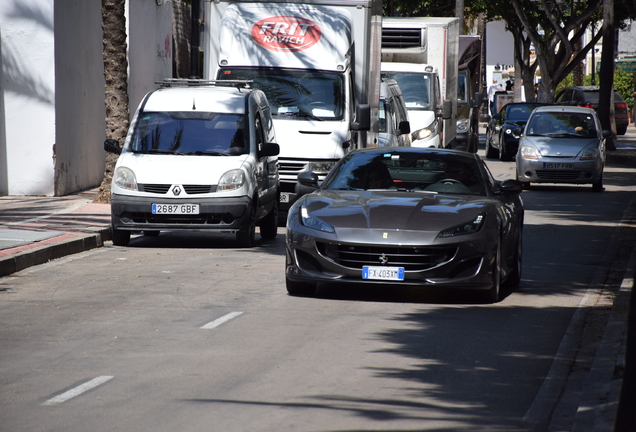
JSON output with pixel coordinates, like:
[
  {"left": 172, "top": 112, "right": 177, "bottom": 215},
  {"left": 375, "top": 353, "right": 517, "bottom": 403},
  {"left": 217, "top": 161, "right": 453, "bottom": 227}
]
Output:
[{"left": 251, "top": 16, "right": 321, "bottom": 52}]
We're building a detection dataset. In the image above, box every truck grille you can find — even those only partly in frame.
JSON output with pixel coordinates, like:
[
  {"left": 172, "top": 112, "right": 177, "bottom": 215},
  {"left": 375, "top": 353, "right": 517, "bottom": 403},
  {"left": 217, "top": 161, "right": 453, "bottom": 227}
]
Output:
[
  {"left": 317, "top": 242, "right": 456, "bottom": 271},
  {"left": 382, "top": 28, "right": 422, "bottom": 49},
  {"left": 278, "top": 160, "right": 308, "bottom": 182}
]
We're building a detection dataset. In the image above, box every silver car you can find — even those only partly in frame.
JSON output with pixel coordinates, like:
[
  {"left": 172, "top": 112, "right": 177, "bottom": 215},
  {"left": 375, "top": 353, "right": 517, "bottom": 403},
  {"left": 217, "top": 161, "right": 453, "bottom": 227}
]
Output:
[
  {"left": 515, "top": 106, "right": 609, "bottom": 192},
  {"left": 286, "top": 147, "right": 524, "bottom": 302}
]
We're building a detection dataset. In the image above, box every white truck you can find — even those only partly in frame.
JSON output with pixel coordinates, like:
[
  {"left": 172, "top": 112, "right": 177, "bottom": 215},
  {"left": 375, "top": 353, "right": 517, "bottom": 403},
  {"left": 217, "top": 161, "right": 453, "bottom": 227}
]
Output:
[
  {"left": 380, "top": 17, "right": 459, "bottom": 149},
  {"left": 203, "top": 0, "right": 383, "bottom": 211}
]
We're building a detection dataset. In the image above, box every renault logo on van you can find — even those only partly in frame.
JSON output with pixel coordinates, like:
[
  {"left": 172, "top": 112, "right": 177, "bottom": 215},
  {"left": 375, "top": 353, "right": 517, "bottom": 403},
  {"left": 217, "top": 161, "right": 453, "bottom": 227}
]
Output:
[
  {"left": 172, "top": 186, "right": 182, "bottom": 196},
  {"left": 251, "top": 16, "right": 321, "bottom": 52}
]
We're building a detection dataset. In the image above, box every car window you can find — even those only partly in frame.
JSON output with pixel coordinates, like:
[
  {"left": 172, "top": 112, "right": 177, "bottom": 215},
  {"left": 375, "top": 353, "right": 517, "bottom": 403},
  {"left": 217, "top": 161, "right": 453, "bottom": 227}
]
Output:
[
  {"left": 526, "top": 112, "right": 598, "bottom": 138},
  {"left": 323, "top": 152, "right": 486, "bottom": 195},
  {"left": 130, "top": 112, "right": 248, "bottom": 155}
]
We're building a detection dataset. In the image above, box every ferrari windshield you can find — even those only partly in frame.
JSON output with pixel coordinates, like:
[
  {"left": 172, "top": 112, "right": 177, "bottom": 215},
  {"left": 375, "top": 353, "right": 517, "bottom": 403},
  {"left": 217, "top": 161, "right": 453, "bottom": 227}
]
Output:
[
  {"left": 323, "top": 151, "right": 486, "bottom": 195},
  {"left": 129, "top": 112, "right": 248, "bottom": 155},
  {"left": 218, "top": 68, "right": 345, "bottom": 120}
]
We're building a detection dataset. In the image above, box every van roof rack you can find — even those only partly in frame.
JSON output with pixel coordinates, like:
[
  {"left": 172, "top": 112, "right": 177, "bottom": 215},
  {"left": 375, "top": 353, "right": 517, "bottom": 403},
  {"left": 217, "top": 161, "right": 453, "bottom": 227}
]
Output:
[{"left": 156, "top": 78, "right": 253, "bottom": 90}]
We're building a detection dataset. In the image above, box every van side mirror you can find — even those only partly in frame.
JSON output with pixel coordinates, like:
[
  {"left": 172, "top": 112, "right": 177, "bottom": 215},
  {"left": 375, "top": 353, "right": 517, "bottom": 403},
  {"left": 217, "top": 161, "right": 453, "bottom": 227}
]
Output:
[
  {"left": 260, "top": 142, "right": 280, "bottom": 157},
  {"left": 104, "top": 139, "right": 121, "bottom": 155},
  {"left": 351, "top": 104, "right": 371, "bottom": 131},
  {"left": 440, "top": 100, "right": 452, "bottom": 119},
  {"left": 398, "top": 121, "right": 411, "bottom": 135},
  {"left": 472, "top": 92, "right": 484, "bottom": 109}
]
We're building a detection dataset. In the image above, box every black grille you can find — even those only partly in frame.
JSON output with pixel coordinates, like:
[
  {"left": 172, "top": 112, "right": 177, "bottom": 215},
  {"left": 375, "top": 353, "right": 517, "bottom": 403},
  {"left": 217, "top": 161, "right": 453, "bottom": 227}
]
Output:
[
  {"left": 138, "top": 184, "right": 215, "bottom": 194},
  {"left": 139, "top": 184, "right": 171, "bottom": 194},
  {"left": 317, "top": 242, "right": 456, "bottom": 271},
  {"left": 382, "top": 28, "right": 422, "bottom": 49},
  {"left": 536, "top": 171, "right": 583, "bottom": 180},
  {"left": 278, "top": 160, "right": 307, "bottom": 178}
]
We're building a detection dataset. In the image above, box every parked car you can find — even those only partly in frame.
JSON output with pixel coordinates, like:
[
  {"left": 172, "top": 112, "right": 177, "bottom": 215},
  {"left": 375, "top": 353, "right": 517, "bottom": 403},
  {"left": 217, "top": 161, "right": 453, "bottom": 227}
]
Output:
[
  {"left": 515, "top": 105, "right": 610, "bottom": 192},
  {"left": 104, "top": 79, "right": 280, "bottom": 247},
  {"left": 285, "top": 147, "right": 525, "bottom": 302},
  {"left": 555, "top": 86, "right": 629, "bottom": 135},
  {"left": 378, "top": 77, "right": 411, "bottom": 147},
  {"left": 486, "top": 102, "right": 550, "bottom": 161}
]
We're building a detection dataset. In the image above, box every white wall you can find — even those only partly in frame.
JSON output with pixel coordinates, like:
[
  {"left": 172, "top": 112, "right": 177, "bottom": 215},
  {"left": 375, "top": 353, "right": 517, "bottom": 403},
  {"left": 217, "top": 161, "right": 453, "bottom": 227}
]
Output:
[
  {"left": 0, "top": 0, "right": 56, "bottom": 195},
  {"left": 53, "top": 0, "right": 106, "bottom": 196},
  {"left": 485, "top": 20, "right": 514, "bottom": 88},
  {"left": 128, "top": 0, "right": 173, "bottom": 114}
]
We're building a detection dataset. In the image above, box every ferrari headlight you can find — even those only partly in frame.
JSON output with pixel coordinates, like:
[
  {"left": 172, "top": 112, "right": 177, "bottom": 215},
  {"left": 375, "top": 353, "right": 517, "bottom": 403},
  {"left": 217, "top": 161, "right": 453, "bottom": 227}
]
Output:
[
  {"left": 520, "top": 145, "right": 540, "bottom": 159},
  {"left": 114, "top": 167, "right": 138, "bottom": 191},
  {"left": 301, "top": 206, "right": 335, "bottom": 233},
  {"left": 437, "top": 213, "right": 485, "bottom": 238},
  {"left": 218, "top": 169, "right": 245, "bottom": 192},
  {"left": 579, "top": 147, "right": 599, "bottom": 160}
]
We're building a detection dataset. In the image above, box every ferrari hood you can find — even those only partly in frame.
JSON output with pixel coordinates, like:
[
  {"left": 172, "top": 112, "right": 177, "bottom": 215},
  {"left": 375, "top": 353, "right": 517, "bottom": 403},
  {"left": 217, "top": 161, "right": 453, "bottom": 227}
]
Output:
[{"left": 302, "top": 190, "right": 489, "bottom": 234}]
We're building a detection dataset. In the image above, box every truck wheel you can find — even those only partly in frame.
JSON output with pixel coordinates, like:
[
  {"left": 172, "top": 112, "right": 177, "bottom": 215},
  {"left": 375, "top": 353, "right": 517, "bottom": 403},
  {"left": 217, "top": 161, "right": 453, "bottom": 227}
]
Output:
[
  {"left": 259, "top": 197, "right": 279, "bottom": 240},
  {"left": 111, "top": 224, "right": 130, "bottom": 246},
  {"left": 236, "top": 205, "right": 256, "bottom": 248}
]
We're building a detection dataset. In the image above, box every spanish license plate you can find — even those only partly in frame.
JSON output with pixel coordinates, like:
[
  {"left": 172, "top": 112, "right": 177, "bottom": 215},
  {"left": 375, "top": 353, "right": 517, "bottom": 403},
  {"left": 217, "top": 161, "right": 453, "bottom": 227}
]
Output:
[
  {"left": 280, "top": 193, "right": 291, "bottom": 203},
  {"left": 152, "top": 204, "right": 200, "bottom": 214},
  {"left": 543, "top": 163, "right": 573, "bottom": 169},
  {"left": 362, "top": 266, "right": 405, "bottom": 281}
]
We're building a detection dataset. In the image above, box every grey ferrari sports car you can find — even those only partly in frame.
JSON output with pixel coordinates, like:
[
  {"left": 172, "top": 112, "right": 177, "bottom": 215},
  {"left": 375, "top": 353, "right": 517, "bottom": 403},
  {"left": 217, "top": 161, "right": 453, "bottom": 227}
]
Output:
[{"left": 285, "top": 147, "right": 525, "bottom": 302}]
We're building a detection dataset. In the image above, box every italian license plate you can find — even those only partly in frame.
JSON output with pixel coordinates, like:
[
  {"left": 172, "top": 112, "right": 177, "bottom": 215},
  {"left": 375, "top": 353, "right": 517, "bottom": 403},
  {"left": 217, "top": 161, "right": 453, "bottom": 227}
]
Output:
[
  {"left": 362, "top": 266, "right": 405, "bottom": 281},
  {"left": 280, "top": 193, "right": 291, "bottom": 203},
  {"left": 543, "top": 162, "right": 573, "bottom": 169},
  {"left": 152, "top": 204, "right": 200, "bottom": 214}
]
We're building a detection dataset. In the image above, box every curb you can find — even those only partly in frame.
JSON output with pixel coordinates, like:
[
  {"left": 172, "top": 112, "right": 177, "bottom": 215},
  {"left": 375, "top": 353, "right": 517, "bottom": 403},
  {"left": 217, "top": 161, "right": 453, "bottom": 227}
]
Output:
[{"left": 0, "top": 226, "right": 111, "bottom": 278}]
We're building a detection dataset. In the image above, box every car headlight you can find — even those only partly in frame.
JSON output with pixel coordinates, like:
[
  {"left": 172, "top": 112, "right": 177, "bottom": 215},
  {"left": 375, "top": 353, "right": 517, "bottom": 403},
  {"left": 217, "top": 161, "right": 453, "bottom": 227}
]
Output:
[
  {"left": 301, "top": 205, "right": 335, "bottom": 233},
  {"left": 505, "top": 128, "right": 521, "bottom": 138},
  {"left": 114, "top": 167, "right": 138, "bottom": 191},
  {"left": 412, "top": 119, "right": 437, "bottom": 141},
  {"left": 579, "top": 147, "right": 599, "bottom": 160},
  {"left": 305, "top": 161, "right": 337, "bottom": 175},
  {"left": 437, "top": 213, "right": 485, "bottom": 238},
  {"left": 456, "top": 118, "right": 469, "bottom": 133},
  {"left": 217, "top": 169, "right": 245, "bottom": 192},
  {"left": 520, "top": 145, "right": 540, "bottom": 159}
]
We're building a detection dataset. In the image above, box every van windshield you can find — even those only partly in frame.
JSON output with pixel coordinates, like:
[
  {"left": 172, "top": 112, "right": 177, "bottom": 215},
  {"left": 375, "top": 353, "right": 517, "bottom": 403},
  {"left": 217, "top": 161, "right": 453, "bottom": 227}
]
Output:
[
  {"left": 129, "top": 112, "right": 248, "bottom": 155},
  {"left": 381, "top": 71, "right": 433, "bottom": 110},
  {"left": 218, "top": 68, "right": 345, "bottom": 120}
]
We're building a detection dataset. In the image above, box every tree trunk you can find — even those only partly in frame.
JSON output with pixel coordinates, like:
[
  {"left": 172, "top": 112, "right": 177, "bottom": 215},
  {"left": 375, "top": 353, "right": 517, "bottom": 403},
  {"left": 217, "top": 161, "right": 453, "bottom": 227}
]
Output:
[
  {"left": 95, "top": 0, "right": 129, "bottom": 204},
  {"left": 598, "top": 0, "right": 616, "bottom": 151}
]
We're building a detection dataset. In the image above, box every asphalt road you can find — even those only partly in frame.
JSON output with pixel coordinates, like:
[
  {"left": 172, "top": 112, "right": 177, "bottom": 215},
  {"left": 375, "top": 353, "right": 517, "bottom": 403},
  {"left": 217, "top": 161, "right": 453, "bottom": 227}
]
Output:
[{"left": 1, "top": 149, "right": 635, "bottom": 431}]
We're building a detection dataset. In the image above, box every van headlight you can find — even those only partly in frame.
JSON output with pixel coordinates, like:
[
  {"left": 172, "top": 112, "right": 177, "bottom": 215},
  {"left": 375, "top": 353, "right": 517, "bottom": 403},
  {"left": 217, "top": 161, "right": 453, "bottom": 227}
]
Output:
[
  {"left": 412, "top": 119, "right": 437, "bottom": 141},
  {"left": 456, "top": 118, "right": 469, "bottom": 133},
  {"left": 305, "top": 161, "right": 337, "bottom": 175},
  {"left": 218, "top": 169, "right": 245, "bottom": 192},
  {"left": 114, "top": 167, "right": 138, "bottom": 191}
]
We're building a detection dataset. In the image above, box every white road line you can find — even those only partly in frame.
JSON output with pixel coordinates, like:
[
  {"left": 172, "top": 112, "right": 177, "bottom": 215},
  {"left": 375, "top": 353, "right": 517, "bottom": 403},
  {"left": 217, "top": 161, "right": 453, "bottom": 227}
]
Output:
[
  {"left": 201, "top": 311, "right": 243, "bottom": 329},
  {"left": 42, "top": 375, "right": 114, "bottom": 406}
]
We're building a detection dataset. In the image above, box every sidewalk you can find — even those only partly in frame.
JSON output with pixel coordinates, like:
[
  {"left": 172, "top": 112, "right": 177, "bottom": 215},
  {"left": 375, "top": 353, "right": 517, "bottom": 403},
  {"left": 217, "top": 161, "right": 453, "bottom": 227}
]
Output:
[{"left": 0, "top": 125, "right": 635, "bottom": 430}]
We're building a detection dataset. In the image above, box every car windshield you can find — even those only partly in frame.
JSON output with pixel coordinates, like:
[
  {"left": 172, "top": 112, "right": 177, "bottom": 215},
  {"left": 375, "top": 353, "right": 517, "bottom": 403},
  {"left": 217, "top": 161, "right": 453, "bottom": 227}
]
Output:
[
  {"left": 526, "top": 112, "right": 598, "bottom": 138},
  {"left": 217, "top": 68, "right": 344, "bottom": 120},
  {"left": 129, "top": 112, "right": 248, "bottom": 155},
  {"left": 381, "top": 71, "right": 433, "bottom": 110},
  {"left": 323, "top": 152, "right": 486, "bottom": 195},
  {"left": 506, "top": 104, "right": 544, "bottom": 120}
]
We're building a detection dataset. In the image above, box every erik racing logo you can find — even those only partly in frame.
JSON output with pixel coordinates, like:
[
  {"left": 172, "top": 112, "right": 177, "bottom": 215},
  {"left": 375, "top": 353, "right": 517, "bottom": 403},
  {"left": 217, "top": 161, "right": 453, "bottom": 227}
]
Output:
[{"left": 252, "top": 16, "right": 321, "bottom": 52}]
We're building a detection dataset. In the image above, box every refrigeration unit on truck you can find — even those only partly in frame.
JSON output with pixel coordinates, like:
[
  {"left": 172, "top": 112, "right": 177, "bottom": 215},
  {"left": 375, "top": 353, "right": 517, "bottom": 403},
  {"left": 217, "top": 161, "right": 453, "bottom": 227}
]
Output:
[
  {"left": 203, "top": 0, "right": 383, "bottom": 211},
  {"left": 381, "top": 17, "right": 459, "bottom": 149},
  {"left": 455, "top": 35, "right": 484, "bottom": 153}
]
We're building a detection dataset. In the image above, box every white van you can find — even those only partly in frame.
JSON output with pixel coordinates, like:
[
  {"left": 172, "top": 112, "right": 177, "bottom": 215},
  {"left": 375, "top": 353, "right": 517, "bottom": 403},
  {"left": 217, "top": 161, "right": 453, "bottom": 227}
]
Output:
[
  {"left": 104, "top": 80, "right": 280, "bottom": 248},
  {"left": 378, "top": 78, "right": 411, "bottom": 147}
]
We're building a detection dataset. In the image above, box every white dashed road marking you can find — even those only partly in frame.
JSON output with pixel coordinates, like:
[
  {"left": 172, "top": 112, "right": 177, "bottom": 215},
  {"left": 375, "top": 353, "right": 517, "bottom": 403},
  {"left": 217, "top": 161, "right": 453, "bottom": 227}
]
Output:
[
  {"left": 42, "top": 375, "right": 114, "bottom": 406},
  {"left": 201, "top": 311, "right": 243, "bottom": 329}
]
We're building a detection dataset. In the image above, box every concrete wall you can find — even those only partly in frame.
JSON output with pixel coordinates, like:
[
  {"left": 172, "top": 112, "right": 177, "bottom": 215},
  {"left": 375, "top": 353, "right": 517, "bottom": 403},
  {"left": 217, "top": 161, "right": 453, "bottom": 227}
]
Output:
[
  {"left": 128, "top": 0, "right": 173, "bottom": 115},
  {"left": 0, "top": 0, "right": 56, "bottom": 196},
  {"left": 53, "top": 0, "right": 106, "bottom": 196}
]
